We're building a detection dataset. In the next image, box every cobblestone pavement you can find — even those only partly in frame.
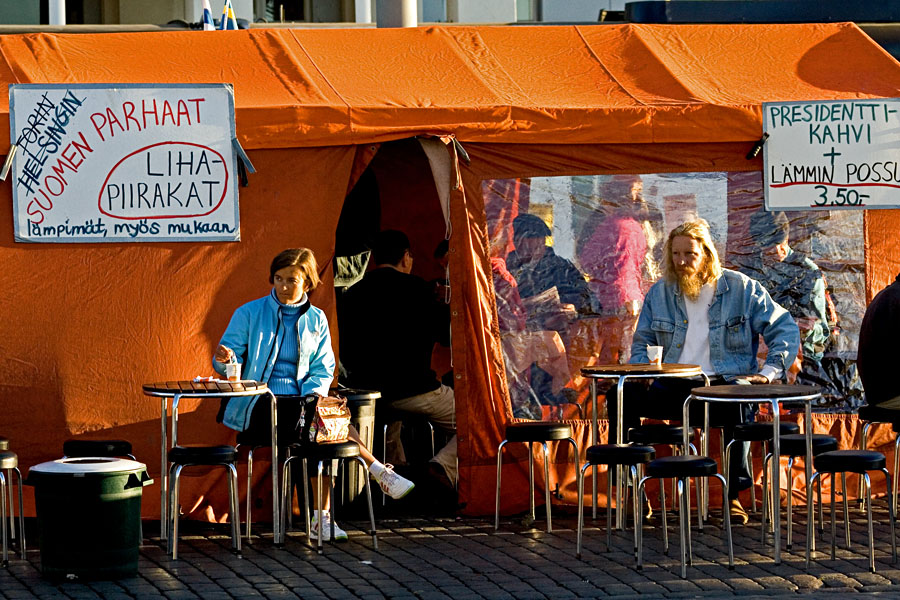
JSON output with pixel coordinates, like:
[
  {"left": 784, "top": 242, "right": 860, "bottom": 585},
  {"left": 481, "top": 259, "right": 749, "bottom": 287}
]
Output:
[{"left": 2, "top": 505, "right": 900, "bottom": 599}]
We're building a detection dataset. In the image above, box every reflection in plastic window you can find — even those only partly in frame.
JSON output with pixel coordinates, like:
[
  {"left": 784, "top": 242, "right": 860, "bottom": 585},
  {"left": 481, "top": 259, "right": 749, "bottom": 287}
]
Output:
[{"left": 483, "top": 172, "right": 865, "bottom": 421}]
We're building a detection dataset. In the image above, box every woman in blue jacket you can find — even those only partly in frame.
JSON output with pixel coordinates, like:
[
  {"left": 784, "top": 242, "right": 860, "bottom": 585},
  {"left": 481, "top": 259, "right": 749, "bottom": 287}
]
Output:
[{"left": 214, "top": 248, "right": 414, "bottom": 540}]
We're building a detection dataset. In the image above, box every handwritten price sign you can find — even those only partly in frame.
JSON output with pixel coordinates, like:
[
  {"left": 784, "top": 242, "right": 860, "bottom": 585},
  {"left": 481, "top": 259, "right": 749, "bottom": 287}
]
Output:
[
  {"left": 9, "top": 84, "right": 240, "bottom": 242},
  {"left": 763, "top": 98, "right": 900, "bottom": 210}
]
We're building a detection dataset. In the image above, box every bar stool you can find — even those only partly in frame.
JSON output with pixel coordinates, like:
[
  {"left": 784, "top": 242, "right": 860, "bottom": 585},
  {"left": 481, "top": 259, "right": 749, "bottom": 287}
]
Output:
[
  {"left": 808, "top": 450, "right": 897, "bottom": 572},
  {"left": 495, "top": 422, "right": 579, "bottom": 533},
  {"left": 63, "top": 439, "right": 136, "bottom": 460},
  {"left": 636, "top": 455, "right": 734, "bottom": 577},
  {"left": 0, "top": 451, "right": 25, "bottom": 564},
  {"left": 627, "top": 424, "right": 693, "bottom": 513},
  {"left": 724, "top": 421, "right": 800, "bottom": 519},
  {"left": 281, "top": 441, "right": 377, "bottom": 554},
  {"left": 167, "top": 444, "right": 241, "bottom": 560},
  {"left": 764, "top": 433, "right": 837, "bottom": 549},
  {"left": 576, "top": 444, "right": 655, "bottom": 557}
]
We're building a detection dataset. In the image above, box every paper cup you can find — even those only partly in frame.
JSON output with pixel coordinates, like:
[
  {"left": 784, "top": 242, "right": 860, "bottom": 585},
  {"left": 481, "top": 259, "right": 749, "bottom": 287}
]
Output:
[
  {"left": 647, "top": 345, "right": 664, "bottom": 366},
  {"left": 225, "top": 362, "right": 241, "bottom": 382}
]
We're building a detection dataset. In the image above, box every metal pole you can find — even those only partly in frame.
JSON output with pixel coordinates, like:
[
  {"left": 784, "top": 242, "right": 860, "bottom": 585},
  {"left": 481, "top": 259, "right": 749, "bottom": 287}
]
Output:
[
  {"left": 48, "top": 0, "right": 65, "bottom": 25},
  {"left": 376, "top": 0, "right": 416, "bottom": 27},
  {"left": 355, "top": 0, "right": 372, "bottom": 23}
]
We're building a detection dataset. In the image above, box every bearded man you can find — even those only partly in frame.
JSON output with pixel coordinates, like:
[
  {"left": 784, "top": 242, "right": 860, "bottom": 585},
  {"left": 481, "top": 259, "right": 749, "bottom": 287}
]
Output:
[{"left": 608, "top": 219, "right": 799, "bottom": 523}]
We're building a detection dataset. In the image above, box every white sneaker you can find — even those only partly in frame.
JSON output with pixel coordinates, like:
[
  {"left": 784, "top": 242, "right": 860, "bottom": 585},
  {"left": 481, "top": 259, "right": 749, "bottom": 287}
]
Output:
[
  {"left": 309, "top": 512, "right": 348, "bottom": 542},
  {"left": 377, "top": 464, "right": 415, "bottom": 499}
]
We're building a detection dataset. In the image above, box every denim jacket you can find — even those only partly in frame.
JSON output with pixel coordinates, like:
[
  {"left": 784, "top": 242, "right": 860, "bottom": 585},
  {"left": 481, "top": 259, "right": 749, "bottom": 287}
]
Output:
[
  {"left": 212, "top": 294, "right": 335, "bottom": 432},
  {"left": 630, "top": 269, "right": 799, "bottom": 377}
]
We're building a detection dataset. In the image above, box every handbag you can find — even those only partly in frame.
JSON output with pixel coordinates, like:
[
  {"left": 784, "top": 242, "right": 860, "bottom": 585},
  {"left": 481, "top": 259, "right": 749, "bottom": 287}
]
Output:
[{"left": 296, "top": 394, "right": 351, "bottom": 444}]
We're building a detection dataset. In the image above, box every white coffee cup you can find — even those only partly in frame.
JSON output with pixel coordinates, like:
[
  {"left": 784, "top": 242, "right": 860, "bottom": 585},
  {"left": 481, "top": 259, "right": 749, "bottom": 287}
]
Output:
[
  {"left": 225, "top": 362, "right": 242, "bottom": 382},
  {"left": 647, "top": 345, "right": 664, "bottom": 366}
]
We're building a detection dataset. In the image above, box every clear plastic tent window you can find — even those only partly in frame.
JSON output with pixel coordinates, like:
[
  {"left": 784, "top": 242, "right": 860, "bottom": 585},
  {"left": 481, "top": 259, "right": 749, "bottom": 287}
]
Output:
[{"left": 483, "top": 171, "right": 864, "bottom": 421}]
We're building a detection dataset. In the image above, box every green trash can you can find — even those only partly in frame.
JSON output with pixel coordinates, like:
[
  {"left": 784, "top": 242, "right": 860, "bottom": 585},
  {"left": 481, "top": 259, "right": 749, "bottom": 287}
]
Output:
[
  {"left": 332, "top": 387, "right": 378, "bottom": 507},
  {"left": 27, "top": 457, "right": 152, "bottom": 580}
]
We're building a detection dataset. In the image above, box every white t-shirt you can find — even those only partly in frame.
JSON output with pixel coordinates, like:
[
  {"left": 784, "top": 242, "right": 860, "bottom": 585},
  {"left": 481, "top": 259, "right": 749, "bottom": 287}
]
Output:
[{"left": 679, "top": 282, "right": 716, "bottom": 375}]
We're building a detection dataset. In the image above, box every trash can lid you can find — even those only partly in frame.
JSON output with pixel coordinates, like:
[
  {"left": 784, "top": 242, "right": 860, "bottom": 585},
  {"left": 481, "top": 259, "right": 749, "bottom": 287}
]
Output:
[{"left": 29, "top": 457, "right": 146, "bottom": 474}]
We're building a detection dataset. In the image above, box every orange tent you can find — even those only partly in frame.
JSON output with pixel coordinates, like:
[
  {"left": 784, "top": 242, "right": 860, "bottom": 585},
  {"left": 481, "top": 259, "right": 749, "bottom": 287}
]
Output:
[{"left": 1, "top": 23, "right": 899, "bottom": 520}]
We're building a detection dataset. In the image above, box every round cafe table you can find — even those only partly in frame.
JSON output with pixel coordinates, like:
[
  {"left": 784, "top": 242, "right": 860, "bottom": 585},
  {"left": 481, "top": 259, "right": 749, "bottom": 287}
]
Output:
[
  {"left": 685, "top": 383, "right": 822, "bottom": 564},
  {"left": 142, "top": 380, "right": 282, "bottom": 543},
  {"left": 581, "top": 363, "right": 707, "bottom": 528}
]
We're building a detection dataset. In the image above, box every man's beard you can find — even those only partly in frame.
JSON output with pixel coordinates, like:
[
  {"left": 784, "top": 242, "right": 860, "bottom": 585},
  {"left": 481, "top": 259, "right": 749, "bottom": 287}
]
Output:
[{"left": 678, "top": 271, "right": 705, "bottom": 301}]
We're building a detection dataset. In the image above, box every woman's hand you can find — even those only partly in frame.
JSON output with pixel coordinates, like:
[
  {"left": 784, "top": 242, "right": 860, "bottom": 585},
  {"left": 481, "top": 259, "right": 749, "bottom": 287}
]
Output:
[
  {"left": 742, "top": 374, "right": 770, "bottom": 385},
  {"left": 214, "top": 344, "right": 235, "bottom": 363}
]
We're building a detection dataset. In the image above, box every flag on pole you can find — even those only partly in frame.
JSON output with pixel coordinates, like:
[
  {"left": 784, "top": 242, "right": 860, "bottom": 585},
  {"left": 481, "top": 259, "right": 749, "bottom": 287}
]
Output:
[
  {"left": 201, "top": 0, "right": 215, "bottom": 30},
  {"left": 220, "top": 0, "right": 238, "bottom": 30}
]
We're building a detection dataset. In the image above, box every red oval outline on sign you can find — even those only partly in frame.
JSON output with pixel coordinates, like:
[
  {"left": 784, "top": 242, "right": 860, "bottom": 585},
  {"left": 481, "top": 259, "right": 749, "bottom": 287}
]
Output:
[{"left": 97, "top": 141, "right": 230, "bottom": 221}]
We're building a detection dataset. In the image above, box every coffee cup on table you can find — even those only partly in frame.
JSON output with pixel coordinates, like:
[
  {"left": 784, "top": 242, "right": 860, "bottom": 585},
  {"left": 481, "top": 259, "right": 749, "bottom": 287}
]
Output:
[
  {"left": 225, "top": 362, "right": 242, "bottom": 382},
  {"left": 647, "top": 345, "right": 664, "bottom": 366}
]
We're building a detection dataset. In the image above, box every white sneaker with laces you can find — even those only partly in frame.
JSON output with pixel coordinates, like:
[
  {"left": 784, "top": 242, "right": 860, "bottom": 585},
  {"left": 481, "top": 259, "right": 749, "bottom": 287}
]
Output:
[
  {"left": 377, "top": 464, "right": 415, "bottom": 499},
  {"left": 309, "top": 511, "right": 348, "bottom": 542}
]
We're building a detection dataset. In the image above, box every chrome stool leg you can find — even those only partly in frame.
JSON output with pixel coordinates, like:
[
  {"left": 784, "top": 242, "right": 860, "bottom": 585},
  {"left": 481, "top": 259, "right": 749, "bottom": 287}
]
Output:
[
  {"left": 883, "top": 469, "right": 897, "bottom": 564},
  {"left": 0, "top": 471, "right": 7, "bottom": 566},
  {"left": 494, "top": 440, "right": 508, "bottom": 530},
  {"left": 841, "top": 472, "right": 851, "bottom": 549},
  {"left": 858, "top": 421, "right": 872, "bottom": 509},
  {"left": 352, "top": 456, "right": 378, "bottom": 549},
  {"left": 13, "top": 467, "right": 24, "bottom": 559},
  {"left": 787, "top": 456, "right": 794, "bottom": 550},
  {"left": 576, "top": 462, "right": 588, "bottom": 558},
  {"left": 864, "top": 471, "right": 874, "bottom": 572},
  {"left": 245, "top": 447, "right": 254, "bottom": 539},
  {"left": 806, "top": 471, "right": 822, "bottom": 567},
  {"left": 227, "top": 463, "right": 241, "bottom": 554}
]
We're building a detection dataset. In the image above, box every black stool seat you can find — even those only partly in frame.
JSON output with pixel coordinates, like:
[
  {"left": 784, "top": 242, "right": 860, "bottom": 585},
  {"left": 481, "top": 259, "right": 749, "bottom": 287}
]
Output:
[
  {"left": 0, "top": 450, "right": 17, "bottom": 469},
  {"left": 815, "top": 450, "right": 887, "bottom": 473},
  {"left": 64, "top": 439, "right": 133, "bottom": 457},
  {"left": 168, "top": 444, "right": 237, "bottom": 464},
  {"left": 586, "top": 444, "right": 655, "bottom": 465},
  {"left": 646, "top": 455, "right": 718, "bottom": 478},
  {"left": 779, "top": 433, "right": 837, "bottom": 457},
  {"left": 504, "top": 422, "right": 573, "bottom": 443},
  {"left": 627, "top": 424, "right": 684, "bottom": 445},
  {"left": 859, "top": 404, "right": 900, "bottom": 427},
  {"left": 290, "top": 441, "right": 360, "bottom": 460},
  {"left": 733, "top": 421, "right": 800, "bottom": 442},
  {"left": 0, "top": 436, "right": 8, "bottom": 451}
]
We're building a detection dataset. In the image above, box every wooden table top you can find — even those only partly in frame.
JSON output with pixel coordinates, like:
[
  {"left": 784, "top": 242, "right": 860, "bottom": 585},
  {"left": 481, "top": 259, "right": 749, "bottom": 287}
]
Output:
[
  {"left": 690, "top": 383, "right": 822, "bottom": 399},
  {"left": 581, "top": 363, "right": 703, "bottom": 377},
  {"left": 142, "top": 380, "right": 268, "bottom": 395}
]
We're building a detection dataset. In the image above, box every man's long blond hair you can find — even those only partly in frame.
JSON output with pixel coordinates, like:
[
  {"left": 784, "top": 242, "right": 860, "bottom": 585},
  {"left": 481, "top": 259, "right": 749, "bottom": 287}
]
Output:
[{"left": 662, "top": 219, "right": 723, "bottom": 285}]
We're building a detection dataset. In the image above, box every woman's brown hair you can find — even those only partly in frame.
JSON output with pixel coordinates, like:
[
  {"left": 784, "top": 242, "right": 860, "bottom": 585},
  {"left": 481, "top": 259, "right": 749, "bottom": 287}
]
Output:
[{"left": 269, "top": 248, "right": 320, "bottom": 291}]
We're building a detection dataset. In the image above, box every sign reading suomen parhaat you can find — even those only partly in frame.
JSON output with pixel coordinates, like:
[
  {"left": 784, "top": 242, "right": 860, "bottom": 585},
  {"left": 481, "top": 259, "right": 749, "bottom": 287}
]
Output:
[
  {"left": 763, "top": 98, "right": 900, "bottom": 211},
  {"left": 9, "top": 84, "right": 240, "bottom": 242}
]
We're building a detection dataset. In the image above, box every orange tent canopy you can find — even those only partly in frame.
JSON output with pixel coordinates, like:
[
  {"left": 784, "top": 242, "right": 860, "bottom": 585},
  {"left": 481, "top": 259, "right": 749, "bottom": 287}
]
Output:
[
  {"left": 0, "top": 23, "right": 897, "bottom": 148},
  {"left": 1, "top": 22, "right": 900, "bottom": 519}
]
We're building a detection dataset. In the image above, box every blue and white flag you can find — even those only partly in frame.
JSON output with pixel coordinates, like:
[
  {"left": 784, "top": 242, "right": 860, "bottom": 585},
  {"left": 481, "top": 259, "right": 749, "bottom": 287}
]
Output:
[
  {"left": 201, "top": 0, "right": 215, "bottom": 30},
  {"left": 220, "top": 0, "right": 238, "bottom": 30}
]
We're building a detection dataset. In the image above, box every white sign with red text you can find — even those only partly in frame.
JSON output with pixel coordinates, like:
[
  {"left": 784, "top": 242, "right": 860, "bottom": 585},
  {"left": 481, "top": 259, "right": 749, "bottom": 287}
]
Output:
[
  {"left": 9, "top": 83, "right": 240, "bottom": 242},
  {"left": 763, "top": 98, "right": 900, "bottom": 210}
]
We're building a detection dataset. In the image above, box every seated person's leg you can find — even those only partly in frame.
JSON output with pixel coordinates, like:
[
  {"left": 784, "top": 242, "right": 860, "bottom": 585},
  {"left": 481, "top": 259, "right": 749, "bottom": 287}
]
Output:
[
  {"left": 707, "top": 402, "right": 755, "bottom": 499},
  {"left": 389, "top": 385, "right": 457, "bottom": 486}
]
